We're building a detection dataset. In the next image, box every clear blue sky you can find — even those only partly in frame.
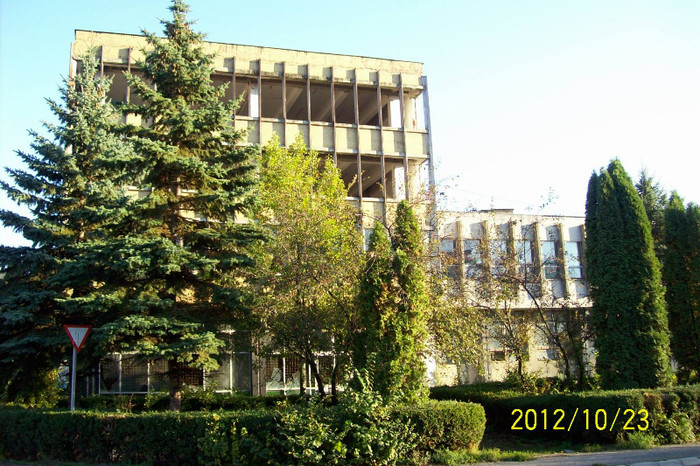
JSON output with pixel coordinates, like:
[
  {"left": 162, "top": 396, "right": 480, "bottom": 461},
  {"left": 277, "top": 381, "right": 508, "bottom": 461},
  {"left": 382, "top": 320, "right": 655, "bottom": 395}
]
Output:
[{"left": 1, "top": 0, "right": 699, "bottom": 246}]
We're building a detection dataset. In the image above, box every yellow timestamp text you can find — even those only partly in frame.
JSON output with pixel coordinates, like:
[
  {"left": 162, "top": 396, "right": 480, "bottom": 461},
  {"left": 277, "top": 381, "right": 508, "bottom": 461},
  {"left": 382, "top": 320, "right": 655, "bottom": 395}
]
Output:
[{"left": 510, "top": 408, "right": 649, "bottom": 432}]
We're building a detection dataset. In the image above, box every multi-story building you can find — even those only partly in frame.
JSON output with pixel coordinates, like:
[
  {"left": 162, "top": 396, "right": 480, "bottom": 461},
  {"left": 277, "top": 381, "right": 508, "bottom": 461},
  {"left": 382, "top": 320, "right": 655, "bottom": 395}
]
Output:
[
  {"left": 434, "top": 209, "right": 594, "bottom": 384},
  {"left": 72, "top": 30, "right": 436, "bottom": 396}
]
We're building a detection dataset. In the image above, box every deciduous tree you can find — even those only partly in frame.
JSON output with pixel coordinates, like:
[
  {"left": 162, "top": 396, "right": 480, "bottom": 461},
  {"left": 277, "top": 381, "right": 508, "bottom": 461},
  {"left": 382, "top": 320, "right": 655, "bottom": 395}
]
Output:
[{"left": 252, "top": 136, "right": 362, "bottom": 400}]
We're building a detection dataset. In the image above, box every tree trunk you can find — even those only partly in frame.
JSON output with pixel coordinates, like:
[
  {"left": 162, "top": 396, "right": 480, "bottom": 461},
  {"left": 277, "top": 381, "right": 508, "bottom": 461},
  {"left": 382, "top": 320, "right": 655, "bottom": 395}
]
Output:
[
  {"left": 307, "top": 357, "right": 325, "bottom": 397},
  {"left": 299, "top": 359, "right": 306, "bottom": 397},
  {"left": 330, "top": 361, "right": 339, "bottom": 404},
  {"left": 168, "top": 359, "right": 183, "bottom": 411}
]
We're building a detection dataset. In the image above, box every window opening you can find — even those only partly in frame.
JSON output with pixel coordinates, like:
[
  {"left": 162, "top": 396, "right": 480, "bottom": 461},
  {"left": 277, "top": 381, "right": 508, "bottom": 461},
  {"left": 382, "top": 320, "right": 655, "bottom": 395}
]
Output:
[
  {"left": 310, "top": 82, "right": 332, "bottom": 122},
  {"left": 337, "top": 154, "right": 360, "bottom": 197},
  {"left": 334, "top": 84, "right": 355, "bottom": 124},
  {"left": 357, "top": 86, "right": 379, "bottom": 126},
  {"left": 541, "top": 240, "right": 559, "bottom": 279},
  {"left": 565, "top": 241, "right": 583, "bottom": 279},
  {"left": 384, "top": 158, "right": 406, "bottom": 199},
  {"left": 286, "top": 80, "right": 307, "bottom": 120},
  {"left": 360, "top": 155, "right": 383, "bottom": 198}
]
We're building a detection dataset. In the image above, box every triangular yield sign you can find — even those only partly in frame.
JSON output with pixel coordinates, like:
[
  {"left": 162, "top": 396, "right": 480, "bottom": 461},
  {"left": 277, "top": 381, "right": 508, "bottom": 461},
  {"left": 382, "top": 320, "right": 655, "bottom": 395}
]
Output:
[{"left": 64, "top": 325, "right": 92, "bottom": 352}]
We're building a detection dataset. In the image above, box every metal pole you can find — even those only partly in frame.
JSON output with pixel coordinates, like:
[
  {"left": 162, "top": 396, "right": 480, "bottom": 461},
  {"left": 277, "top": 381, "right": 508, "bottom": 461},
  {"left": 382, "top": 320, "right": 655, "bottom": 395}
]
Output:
[{"left": 70, "top": 346, "right": 77, "bottom": 411}]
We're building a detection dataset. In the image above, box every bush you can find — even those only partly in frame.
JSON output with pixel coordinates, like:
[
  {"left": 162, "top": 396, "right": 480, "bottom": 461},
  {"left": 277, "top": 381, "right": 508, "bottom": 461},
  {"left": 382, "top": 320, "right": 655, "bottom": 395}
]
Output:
[
  {"left": 430, "top": 384, "right": 700, "bottom": 445},
  {"left": 0, "top": 396, "right": 486, "bottom": 464},
  {"left": 77, "top": 390, "right": 299, "bottom": 413},
  {"left": 394, "top": 400, "right": 485, "bottom": 452}
]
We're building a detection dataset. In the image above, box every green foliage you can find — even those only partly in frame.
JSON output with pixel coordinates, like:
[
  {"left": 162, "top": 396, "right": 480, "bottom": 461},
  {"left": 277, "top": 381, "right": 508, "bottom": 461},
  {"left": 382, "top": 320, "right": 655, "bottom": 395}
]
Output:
[
  {"left": 47, "top": 1, "right": 263, "bottom": 409},
  {"left": 430, "top": 384, "right": 700, "bottom": 445},
  {"left": 252, "top": 135, "right": 362, "bottom": 397},
  {"left": 430, "top": 447, "right": 535, "bottom": 465},
  {"left": 77, "top": 390, "right": 298, "bottom": 412},
  {"left": 585, "top": 159, "right": 673, "bottom": 389},
  {"left": 0, "top": 50, "right": 134, "bottom": 403},
  {"left": 636, "top": 169, "right": 668, "bottom": 262},
  {"left": 355, "top": 201, "right": 429, "bottom": 403},
  {"left": 0, "top": 395, "right": 482, "bottom": 464},
  {"left": 663, "top": 193, "right": 700, "bottom": 383},
  {"left": 394, "top": 400, "right": 486, "bottom": 452}
]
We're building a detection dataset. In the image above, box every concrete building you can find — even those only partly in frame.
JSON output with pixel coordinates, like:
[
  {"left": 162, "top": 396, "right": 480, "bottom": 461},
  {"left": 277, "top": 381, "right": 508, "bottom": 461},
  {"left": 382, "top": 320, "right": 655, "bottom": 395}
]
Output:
[
  {"left": 434, "top": 209, "right": 594, "bottom": 384},
  {"left": 72, "top": 30, "right": 436, "bottom": 396}
]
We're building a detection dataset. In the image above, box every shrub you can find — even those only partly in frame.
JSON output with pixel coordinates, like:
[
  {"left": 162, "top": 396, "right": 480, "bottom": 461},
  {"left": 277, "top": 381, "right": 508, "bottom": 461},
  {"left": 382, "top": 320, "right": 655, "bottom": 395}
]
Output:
[
  {"left": 0, "top": 396, "right": 486, "bottom": 464},
  {"left": 394, "top": 401, "right": 485, "bottom": 452},
  {"left": 430, "top": 384, "right": 700, "bottom": 445}
]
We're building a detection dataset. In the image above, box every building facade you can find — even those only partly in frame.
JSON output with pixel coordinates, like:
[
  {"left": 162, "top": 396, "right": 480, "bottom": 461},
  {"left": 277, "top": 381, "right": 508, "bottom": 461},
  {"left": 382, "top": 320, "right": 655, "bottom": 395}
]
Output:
[
  {"left": 72, "top": 30, "right": 436, "bottom": 396},
  {"left": 434, "top": 209, "right": 594, "bottom": 384}
]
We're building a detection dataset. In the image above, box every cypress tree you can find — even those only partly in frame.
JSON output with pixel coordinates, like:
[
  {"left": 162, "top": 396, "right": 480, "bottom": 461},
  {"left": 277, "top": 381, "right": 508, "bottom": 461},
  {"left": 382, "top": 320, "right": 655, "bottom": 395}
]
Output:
[
  {"left": 68, "top": 1, "right": 262, "bottom": 410},
  {"left": 355, "top": 201, "right": 428, "bottom": 403},
  {"left": 584, "top": 160, "right": 672, "bottom": 389},
  {"left": 0, "top": 54, "right": 134, "bottom": 402},
  {"left": 663, "top": 193, "right": 700, "bottom": 382}
]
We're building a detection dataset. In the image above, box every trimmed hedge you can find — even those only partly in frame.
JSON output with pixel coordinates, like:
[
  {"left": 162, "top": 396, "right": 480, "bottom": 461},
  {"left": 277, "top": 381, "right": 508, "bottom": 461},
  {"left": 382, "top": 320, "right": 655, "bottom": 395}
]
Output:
[
  {"left": 77, "top": 391, "right": 298, "bottom": 412},
  {"left": 0, "top": 399, "right": 486, "bottom": 464},
  {"left": 395, "top": 400, "right": 485, "bottom": 452},
  {"left": 430, "top": 384, "right": 700, "bottom": 444}
]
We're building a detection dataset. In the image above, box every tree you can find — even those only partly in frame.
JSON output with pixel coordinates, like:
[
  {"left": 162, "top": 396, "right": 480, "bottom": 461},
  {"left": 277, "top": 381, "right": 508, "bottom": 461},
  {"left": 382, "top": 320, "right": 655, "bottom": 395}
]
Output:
[
  {"left": 355, "top": 201, "right": 429, "bottom": 403},
  {"left": 0, "top": 53, "right": 135, "bottom": 403},
  {"left": 636, "top": 169, "right": 667, "bottom": 262},
  {"left": 450, "top": 218, "right": 590, "bottom": 389},
  {"left": 663, "top": 193, "right": 700, "bottom": 383},
  {"left": 63, "top": 1, "right": 263, "bottom": 410},
  {"left": 252, "top": 136, "right": 362, "bottom": 400},
  {"left": 585, "top": 159, "right": 672, "bottom": 389}
]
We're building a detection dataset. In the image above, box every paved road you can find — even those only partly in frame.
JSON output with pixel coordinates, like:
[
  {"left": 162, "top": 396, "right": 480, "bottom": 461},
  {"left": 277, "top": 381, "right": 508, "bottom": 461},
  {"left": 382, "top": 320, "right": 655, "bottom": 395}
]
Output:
[{"left": 476, "top": 443, "right": 700, "bottom": 466}]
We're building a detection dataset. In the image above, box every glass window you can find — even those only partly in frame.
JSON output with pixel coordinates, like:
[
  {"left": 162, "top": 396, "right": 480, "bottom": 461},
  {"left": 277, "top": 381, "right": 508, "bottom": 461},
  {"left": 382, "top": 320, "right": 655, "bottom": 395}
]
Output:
[
  {"left": 540, "top": 240, "right": 559, "bottom": 279},
  {"left": 439, "top": 238, "right": 455, "bottom": 253},
  {"left": 463, "top": 239, "right": 482, "bottom": 278},
  {"left": 517, "top": 240, "right": 535, "bottom": 279},
  {"left": 565, "top": 241, "right": 583, "bottom": 279}
]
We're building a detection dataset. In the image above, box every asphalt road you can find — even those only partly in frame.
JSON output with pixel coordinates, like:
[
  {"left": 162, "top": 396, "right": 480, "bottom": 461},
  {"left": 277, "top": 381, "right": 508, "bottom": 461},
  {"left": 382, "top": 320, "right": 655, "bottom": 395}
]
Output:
[{"left": 475, "top": 443, "right": 700, "bottom": 466}]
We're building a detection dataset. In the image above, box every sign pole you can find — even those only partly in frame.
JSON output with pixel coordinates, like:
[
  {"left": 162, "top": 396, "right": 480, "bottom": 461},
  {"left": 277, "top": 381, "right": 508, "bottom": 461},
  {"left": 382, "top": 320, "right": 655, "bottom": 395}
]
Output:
[
  {"left": 63, "top": 325, "right": 92, "bottom": 412},
  {"left": 70, "top": 346, "right": 77, "bottom": 411}
]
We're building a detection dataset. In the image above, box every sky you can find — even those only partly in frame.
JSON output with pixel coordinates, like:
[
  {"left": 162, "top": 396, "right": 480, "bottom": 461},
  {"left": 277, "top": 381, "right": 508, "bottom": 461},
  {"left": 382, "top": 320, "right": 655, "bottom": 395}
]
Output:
[{"left": 1, "top": 0, "right": 699, "bottom": 247}]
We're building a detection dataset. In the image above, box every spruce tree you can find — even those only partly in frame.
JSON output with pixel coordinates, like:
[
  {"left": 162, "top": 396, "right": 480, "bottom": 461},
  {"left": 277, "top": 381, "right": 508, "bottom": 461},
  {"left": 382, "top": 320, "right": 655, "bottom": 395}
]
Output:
[
  {"left": 663, "top": 193, "right": 700, "bottom": 382},
  {"left": 68, "top": 1, "right": 262, "bottom": 410},
  {"left": 585, "top": 160, "right": 672, "bottom": 389},
  {"left": 355, "top": 201, "right": 428, "bottom": 403},
  {"left": 0, "top": 54, "right": 134, "bottom": 403}
]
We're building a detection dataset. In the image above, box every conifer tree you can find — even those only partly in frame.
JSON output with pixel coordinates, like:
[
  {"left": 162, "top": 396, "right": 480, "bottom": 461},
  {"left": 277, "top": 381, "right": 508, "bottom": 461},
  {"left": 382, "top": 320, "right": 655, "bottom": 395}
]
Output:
[
  {"left": 0, "top": 54, "right": 134, "bottom": 402},
  {"left": 69, "top": 1, "right": 262, "bottom": 410},
  {"left": 663, "top": 193, "right": 700, "bottom": 382},
  {"left": 636, "top": 170, "right": 667, "bottom": 262},
  {"left": 585, "top": 160, "right": 673, "bottom": 389},
  {"left": 355, "top": 201, "right": 428, "bottom": 403}
]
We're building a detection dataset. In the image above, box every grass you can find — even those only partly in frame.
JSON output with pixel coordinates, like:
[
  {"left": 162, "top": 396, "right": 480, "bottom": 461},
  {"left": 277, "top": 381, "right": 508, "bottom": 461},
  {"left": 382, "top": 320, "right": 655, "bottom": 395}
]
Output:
[
  {"left": 430, "top": 429, "right": 659, "bottom": 464},
  {"left": 431, "top": 447, "right": 536, "bottom": 464}
]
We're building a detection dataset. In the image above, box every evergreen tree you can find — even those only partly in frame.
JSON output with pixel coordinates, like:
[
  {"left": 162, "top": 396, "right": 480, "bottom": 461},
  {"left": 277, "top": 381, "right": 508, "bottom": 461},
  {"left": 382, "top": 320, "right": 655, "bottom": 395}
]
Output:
[
  {"left": 355, "top": 201, "right": 428, "bottom": 403},
  {"left": 67, "top": 1, "right": 262, "bottom": 410},
  {"left": 0, "top": 54, "right": 134, "bottom": 403},
  {"left": 663, "top": 193, "right": 700, "bottom": 382},
  {"left": 636, "top": 169, "right": 667, "bottom": 262},
  {"left": 584, "top": 160, "right": 672, "bottom": 389}
]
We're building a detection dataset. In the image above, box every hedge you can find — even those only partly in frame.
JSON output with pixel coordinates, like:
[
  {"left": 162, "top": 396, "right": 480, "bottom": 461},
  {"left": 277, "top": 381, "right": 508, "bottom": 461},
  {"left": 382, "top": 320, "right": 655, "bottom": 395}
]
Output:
[
  {"left": 77, "top": 391, "right": 298, "bottom": 412},
  {"left": 430, "top": 384, "right": 700, "bottom": 444},
  {"left": 0, "top": 400, "right": 485, "bottom": 464}
]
